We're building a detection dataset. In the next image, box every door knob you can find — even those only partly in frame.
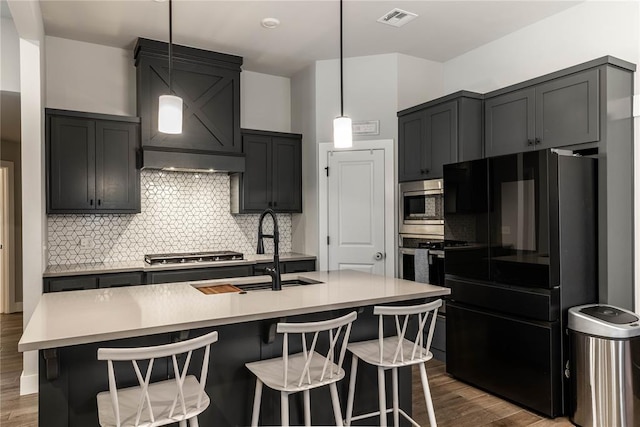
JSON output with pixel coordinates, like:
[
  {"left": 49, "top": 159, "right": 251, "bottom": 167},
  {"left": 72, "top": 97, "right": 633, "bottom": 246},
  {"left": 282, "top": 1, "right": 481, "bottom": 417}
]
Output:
[{"left": 374, "top": 252, "right": 384, "bottom": 261}]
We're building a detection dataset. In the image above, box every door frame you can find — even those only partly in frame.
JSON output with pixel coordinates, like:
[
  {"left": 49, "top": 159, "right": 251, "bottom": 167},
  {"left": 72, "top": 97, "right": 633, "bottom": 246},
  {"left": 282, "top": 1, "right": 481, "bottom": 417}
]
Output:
[
  {"left": 318, "top": 139, "right": 395, "bottom": 276},
  {"left": 0, "top": 161, "right": 17, "bottom": 313}
]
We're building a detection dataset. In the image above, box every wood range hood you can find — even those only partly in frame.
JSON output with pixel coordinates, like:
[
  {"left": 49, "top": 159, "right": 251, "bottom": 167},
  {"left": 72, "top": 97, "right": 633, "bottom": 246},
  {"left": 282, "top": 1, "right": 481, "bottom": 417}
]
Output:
[{"left": 134, "top": 38, "right": 245, "bottom": 173}]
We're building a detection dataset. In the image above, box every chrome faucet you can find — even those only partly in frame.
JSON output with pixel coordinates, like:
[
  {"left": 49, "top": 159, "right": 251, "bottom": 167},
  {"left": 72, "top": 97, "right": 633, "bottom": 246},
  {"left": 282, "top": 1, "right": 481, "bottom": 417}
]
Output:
[{"left": 256, "top": 209, "right": 281, "bottom": 291}]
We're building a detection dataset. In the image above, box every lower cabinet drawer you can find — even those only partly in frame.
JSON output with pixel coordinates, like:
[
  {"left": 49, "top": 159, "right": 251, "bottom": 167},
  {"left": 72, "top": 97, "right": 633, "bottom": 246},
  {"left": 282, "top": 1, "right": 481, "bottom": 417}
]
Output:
[
  {"left": 148, "top": 266, "right": 253, "bottom": 284},
  {"left": 98, "top": 272, "right": 145, "bottom": 288},
  {"left": 284, "top": 260, "right": 316, "bottom": 273},
  {"left": 45, "top": 276, "right": 98, "bottom": 292}
]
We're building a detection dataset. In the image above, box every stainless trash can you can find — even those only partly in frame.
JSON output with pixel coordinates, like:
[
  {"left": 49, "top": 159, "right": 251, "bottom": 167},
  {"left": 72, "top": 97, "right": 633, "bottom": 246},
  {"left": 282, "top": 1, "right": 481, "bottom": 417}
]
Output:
[{"left": 568, "top": 304, "right": 640, "bottom": 427}]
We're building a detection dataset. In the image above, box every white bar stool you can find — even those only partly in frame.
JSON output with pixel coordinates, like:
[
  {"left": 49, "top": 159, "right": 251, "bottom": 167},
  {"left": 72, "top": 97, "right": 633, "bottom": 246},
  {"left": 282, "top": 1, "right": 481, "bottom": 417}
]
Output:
[
  {"left": 96, "top": 330, "right": 218, "bottom": 427},
  {"left": 345, "top": 300, "right": 442, "bottom": 427},
  {"left": 246, "top": 311, "right": 358, "bottom": 427}
]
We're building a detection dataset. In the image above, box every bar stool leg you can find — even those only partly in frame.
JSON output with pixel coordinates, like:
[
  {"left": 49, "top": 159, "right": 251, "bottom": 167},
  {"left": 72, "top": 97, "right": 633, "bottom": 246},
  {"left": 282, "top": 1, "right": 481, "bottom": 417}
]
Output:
[
  {"left": 251, "top": 379, "right": 263, "bottom": 427},
  {"left": 345, "top": 354, "right": 358, "bottom": 426},
  {"left": 303, "top": 389, "right": 311, "bottom": 426},
  {"left": 189, "top": 417, "right": 199, "bottom": 427},
  {"left": 419, "top": 363, "right": 437, "bottom": 427},
  {"left": 329, "top": 382, "right": 344, "bottom": 426},
  {"left": 378, "top": 367, "right": 387, "bottom": 427},
  {"left": 281, "top": 391, "right": 290, "bottom": 427},
  {"left": 392, "top": 367, "right": 399, "bottom": 427}
]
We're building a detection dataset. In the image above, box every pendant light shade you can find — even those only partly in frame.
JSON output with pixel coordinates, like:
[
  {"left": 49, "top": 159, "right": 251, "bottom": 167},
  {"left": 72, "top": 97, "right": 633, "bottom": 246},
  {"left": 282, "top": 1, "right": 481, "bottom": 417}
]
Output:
[
  {"left": 333, "top": 116, "right": 352, "bottom": 148},
  {"left": 333, "top": 0, "right": 352, "bottom": 148},
  {"left": 158, "top": 95, "right": 183, "bottom": 134},
  {"left": 158, "top": 0, "right": 183, "bottom": 134}
]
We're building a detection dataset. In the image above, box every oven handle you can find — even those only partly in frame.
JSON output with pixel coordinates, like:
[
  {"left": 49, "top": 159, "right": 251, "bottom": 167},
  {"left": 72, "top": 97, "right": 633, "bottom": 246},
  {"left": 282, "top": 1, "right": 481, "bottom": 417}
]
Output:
[
  {"left": 399, "top": 248, "right": 416, "bottom": 255},
  {"left": 402, "top": 189, "right": 443, "bottom": 197}
]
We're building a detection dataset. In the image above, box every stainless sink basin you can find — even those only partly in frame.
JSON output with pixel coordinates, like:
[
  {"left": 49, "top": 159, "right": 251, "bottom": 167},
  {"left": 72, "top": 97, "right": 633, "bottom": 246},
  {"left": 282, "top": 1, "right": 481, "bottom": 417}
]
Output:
[{"left": 236, "top": 278, "right": 322, "bottom": 292}]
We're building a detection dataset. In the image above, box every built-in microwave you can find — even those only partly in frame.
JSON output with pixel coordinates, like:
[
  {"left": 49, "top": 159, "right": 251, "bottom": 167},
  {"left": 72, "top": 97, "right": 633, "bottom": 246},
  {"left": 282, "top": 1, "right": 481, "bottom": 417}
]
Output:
[{"left": 399, "top": 179, "right": 444, "bottom": 236}]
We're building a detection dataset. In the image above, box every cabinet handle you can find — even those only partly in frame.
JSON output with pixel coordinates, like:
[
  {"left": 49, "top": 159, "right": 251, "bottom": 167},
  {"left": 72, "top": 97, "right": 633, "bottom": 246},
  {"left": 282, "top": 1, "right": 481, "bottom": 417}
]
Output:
[
  {"left": 90, "top": 199, "right": 93, "bottom": 206},
  {"left": 527, "top": 139, "right": 534, "bottom": 146},
  {"left": 98, "top": 199, "right": 101, "bottom": 206},
  {"left": 420, "top": 169, "right": 425, "bottom": 174},
  {"left": 268, "top": 201, "right": 273, "bottom": 207},
  {"left": 273, "top": 201, "right": 278, "bottom": 207},
  {"left": 425, "top": 169, "right": 430, "bottom": 175},
  {"left": 535, "top": 138, "right": 541, "bottom": 145}
]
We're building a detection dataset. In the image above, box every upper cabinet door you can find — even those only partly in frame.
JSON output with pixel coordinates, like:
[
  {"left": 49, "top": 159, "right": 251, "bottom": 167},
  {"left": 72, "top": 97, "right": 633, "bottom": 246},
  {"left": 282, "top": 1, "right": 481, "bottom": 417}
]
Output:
[
  {"left": 272, "top": 137, "right": 302, "bottom": 212},
  {"left": 398, "top": 111, "right": 426, "bottom": 182},
  {"left": 95, "top": 121, "right": 140, "bottom": 212},
  {"left": 535, "top": 69, "right": 599, "bottom": 149},
  {"left": 48, "top": 116, "right": 96, "bottom": 211},
  {"left": 242, "top": 134, "right": 272, "bottom": 212},
  {"left": 425, "top": 100, "right": 457, "bottom": 179},
  {"left": 485, "top": 88, "right": 535, "bottom": 158}
]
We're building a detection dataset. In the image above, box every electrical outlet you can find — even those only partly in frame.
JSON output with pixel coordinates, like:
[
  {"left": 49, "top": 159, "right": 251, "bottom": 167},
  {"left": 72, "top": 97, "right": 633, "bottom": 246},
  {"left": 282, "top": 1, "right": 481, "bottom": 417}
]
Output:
[{"left": 79, "top": 238, "right": 93, "bottom": 249}]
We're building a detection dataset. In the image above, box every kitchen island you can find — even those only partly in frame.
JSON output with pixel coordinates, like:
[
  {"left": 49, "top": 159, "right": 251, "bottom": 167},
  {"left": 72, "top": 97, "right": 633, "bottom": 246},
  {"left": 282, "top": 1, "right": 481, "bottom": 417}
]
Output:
[{"left": 20, "top": 270, "right": 450, "bottom": 426}]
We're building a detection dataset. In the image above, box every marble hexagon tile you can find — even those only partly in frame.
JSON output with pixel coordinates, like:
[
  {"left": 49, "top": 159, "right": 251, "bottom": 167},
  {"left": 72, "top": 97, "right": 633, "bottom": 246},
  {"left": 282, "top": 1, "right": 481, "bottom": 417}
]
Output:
[{"left": 47, "top": 170, "right": 292, "bottom": 265}]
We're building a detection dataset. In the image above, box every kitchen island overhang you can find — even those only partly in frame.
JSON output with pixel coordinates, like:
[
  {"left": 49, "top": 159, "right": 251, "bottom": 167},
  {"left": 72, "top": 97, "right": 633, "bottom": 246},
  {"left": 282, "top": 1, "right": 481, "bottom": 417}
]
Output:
[{"left": 20, "top": 270, "right": 450, "bottom": 426}]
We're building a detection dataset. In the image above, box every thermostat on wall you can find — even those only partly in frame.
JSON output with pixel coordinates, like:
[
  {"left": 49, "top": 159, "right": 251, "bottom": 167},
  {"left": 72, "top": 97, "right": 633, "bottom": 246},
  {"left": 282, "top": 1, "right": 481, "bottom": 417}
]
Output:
[{"left": 352, "top": 120, "right": 380, "bottom": 136}]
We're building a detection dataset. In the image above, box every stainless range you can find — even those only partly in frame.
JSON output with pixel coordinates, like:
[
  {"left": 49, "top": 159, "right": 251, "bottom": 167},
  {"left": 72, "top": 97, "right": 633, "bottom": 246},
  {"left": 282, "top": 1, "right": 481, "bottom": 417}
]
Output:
[{"left": 144, "top": 251, "right": 244, "bottom": 265}]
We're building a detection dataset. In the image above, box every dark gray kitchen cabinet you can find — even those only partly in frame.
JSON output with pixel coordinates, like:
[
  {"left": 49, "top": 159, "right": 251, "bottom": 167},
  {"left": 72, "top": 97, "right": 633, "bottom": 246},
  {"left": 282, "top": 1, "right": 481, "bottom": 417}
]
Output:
[
  {"left": 134, "top": 38, "right": 243, "bottom": 156},
  {"left": 231, "top": 129, "right": 302, "bottom": 213},
  {"left": 46, "top": 109, "right": 141, "bottom": 214},
  {"left": 45, "top": 276, "right": 98, "bottom": 292},
  {"left": 253, "top": 259, "right": 316, "bottom": 275},
  {"left": 97, "top": 272, "right": 144, "bottom": 288},
  {"left": 147, "top": 265, "right": 253, "bottom": 285},
  {"left": 398, "top": 91, "right": 483, "bottom": 182},
  {"left": 485, "top": 68, "right": 599, "bottom": 157}
]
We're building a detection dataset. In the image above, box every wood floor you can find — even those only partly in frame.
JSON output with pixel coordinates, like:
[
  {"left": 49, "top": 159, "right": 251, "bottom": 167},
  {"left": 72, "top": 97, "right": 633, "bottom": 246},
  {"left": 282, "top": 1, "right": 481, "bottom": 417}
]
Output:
[
  {"left": 1, "top": 312, "right": 37, "bottom": 427},
  {"left": 0, "top": 312, "right": 573, "bottom": 426}
]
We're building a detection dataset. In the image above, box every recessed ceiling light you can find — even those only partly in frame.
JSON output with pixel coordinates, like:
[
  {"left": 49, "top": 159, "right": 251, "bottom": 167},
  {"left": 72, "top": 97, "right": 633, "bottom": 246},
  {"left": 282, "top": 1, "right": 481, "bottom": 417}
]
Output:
[
  {"left": 377, "top": 8, "right": 418, "bottom": 28},
  {"left": 261, "top": 18, "right": 280, "bottom": 29}
]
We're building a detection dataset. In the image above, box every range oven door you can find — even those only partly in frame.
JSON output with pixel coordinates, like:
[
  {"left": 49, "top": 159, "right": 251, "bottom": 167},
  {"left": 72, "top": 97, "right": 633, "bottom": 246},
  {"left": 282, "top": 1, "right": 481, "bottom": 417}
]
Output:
[{"left": 398, "top": 247, "right": 444, "bottom": 286}]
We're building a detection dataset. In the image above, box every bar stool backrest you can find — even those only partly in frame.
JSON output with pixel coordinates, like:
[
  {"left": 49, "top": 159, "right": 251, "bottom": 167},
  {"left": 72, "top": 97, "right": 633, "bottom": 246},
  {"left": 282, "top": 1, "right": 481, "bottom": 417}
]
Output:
[
  {"left": 373, "top": 299, "right": 442, "bottom": 365},
  {"left": 97, "top": 330, "right": 219, "bottom": 427},
  {"left": 277, "top": 311, "right": 357, "bottom": 389}
]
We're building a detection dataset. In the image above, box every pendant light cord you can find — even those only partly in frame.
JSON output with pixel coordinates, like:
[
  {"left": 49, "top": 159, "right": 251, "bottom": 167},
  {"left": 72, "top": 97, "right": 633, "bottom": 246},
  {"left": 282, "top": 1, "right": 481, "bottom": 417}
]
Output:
[
  {"left": 339, "top": 0, "right": 344, "bottom": 117},
  {"left": 169, "top": 0, "right": 173, "bottom": 94}
]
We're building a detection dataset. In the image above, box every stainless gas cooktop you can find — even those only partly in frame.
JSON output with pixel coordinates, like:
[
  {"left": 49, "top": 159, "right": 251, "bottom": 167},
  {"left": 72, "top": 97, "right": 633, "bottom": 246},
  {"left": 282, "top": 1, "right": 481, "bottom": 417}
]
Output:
[{"left": 144, "top": 251, "right": 244, "bottom": 265}]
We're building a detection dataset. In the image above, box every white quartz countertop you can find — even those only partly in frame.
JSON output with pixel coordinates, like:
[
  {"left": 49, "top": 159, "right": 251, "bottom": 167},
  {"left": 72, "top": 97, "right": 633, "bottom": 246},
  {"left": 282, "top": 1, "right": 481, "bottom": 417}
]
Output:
[
  {"left": 43, "top": 253, "right": 317, "bottom": 277},
  {"left": 19, "top": 270, "right": 449, "bottom": 352}
]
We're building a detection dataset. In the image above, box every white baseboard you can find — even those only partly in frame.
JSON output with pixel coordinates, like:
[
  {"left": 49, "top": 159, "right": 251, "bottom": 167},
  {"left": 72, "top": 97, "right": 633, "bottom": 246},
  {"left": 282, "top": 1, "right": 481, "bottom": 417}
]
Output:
[{"left": 20, "top": 371, "right": 38, "bottom": 396}]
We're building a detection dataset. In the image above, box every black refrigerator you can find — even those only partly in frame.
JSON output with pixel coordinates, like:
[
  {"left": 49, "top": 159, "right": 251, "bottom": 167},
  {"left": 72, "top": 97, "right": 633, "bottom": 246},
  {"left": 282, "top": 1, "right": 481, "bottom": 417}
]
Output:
[{"left": 443, "top": 150, "right": 597, "bottom": 417}]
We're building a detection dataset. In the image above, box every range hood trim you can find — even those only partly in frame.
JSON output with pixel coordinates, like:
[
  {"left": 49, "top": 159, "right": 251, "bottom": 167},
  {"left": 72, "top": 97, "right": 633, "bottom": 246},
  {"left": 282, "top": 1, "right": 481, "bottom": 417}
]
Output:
[{"left": 142, "top": 148, "right": 245, "bottom": 173}]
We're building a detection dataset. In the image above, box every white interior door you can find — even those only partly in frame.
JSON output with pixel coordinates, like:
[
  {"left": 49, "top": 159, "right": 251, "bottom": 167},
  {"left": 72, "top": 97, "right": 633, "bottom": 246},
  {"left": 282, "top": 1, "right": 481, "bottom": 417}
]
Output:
[{"left": 328, "top": 149, "right": 386, "bottom": 275}]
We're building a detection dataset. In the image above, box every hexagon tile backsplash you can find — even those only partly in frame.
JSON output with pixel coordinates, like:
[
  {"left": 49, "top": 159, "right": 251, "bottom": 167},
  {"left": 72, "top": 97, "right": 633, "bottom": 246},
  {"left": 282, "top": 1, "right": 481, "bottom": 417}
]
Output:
[{"left": 47, "top": 170, "right": 292, "bottom": 265}]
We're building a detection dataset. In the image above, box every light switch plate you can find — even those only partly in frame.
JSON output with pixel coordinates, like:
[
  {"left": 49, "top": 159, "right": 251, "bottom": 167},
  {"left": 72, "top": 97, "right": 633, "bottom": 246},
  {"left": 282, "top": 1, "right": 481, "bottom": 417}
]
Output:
[{"left": 352, "top": 120, "right": 380, "bottom": 136}]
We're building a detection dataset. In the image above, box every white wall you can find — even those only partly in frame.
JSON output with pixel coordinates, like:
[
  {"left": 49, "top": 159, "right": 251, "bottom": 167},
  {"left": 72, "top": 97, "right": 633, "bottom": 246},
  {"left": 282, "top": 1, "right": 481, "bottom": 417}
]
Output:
[
  {"left": 290, "top": 64, "right": 317, "bottom": 256},
  {"left": 443, "top": 1, "right": 639, "bottom": 93},
  {"left": 241, "top": 70, "right": 291, "bottom": 132},
  {"left": 45, "top": 36, "right": 136, "bottom": 116},
  {"left": 45, "top": 36, "right": 293, "bottom": 128},
  {"left": 1, "top": 17, "right": 20, "bottom": 92},
  {"left": 397, "top": 54, "right": 444, "bottom": 111},
  {"left": 7, "top": 0, "right": 46, "bottom": 396},
  {"left": 315, "top": 54, "right": 399, "bottom": 144}
]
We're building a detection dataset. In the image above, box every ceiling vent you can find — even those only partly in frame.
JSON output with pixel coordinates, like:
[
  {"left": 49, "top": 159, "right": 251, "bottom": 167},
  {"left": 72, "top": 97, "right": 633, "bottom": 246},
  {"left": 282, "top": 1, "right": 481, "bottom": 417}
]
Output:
[{"left": 377, "top": 8, "right": 418, "bottom": 28}]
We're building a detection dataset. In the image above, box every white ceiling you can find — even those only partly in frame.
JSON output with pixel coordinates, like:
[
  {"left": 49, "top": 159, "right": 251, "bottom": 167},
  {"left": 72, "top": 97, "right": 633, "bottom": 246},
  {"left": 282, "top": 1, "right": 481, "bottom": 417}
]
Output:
[{"left": 39, "top": 0, "right": 581, "bottom": 77}]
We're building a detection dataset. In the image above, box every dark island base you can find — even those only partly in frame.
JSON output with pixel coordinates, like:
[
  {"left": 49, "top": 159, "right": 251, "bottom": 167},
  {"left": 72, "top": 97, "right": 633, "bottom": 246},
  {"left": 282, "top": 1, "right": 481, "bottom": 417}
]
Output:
[{"left": 39, "top": 302, "right": 429, "bottom": 426}]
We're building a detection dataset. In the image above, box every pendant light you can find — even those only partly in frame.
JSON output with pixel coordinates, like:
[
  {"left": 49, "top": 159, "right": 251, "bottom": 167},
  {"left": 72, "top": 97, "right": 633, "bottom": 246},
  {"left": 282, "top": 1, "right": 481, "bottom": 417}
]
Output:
[
  {"left": 333, "top": 0, "right": 352, "bottom": 148},
  {"left": 158, "top": 0, "right": 183, "bottom": 134}
]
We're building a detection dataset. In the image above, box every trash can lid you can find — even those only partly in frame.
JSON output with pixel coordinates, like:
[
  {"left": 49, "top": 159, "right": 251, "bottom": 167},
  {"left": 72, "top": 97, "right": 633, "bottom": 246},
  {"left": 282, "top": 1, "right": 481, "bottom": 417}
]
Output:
[{"left": 568, "top": 304, "right": 640, "bottom": 339}]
